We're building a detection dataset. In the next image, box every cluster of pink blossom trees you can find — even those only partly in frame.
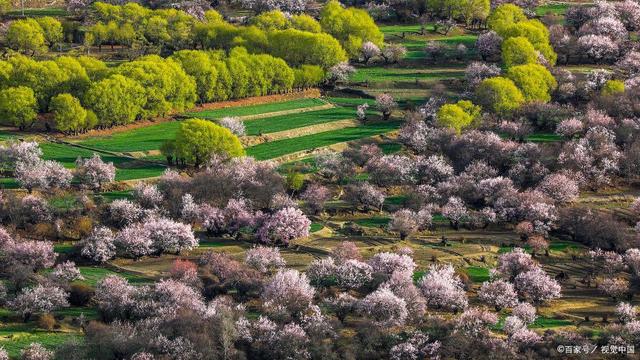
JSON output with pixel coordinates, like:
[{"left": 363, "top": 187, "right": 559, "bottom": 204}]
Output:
[{"left": 1, "top": 141, "right": 116, "bottom": 193}]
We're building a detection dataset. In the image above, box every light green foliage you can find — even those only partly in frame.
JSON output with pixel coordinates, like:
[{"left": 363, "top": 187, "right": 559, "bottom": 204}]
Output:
[
  {"left": 0, "top": 0, "right": 10, "bottom": 14},
  {"left": 461, "top": 0, "right": 491, "bottom": 25},
  {"left": 294, "top": 65, "right": 326, "bottom": 89},
  {"left": 490, "top": 4, "right": 557, "bottom": 66},
  {"left": 427, "top": 0, "right": 490, "bottom": 25},
  {"left": 475, "top": 76, "right": 524, "bottom": 114},
  {"left": 501, "top": 36, "right": 538, "bottom": 67},
  {"left": 436, "top": 100, "right": 481, "bottom": 134},
  {"left": 84, "top": 74, "right": 146, "bottom": 126},
  {"left": 0, "top": 86, "right": 38, "bottom": 129},
  {"left": 5, "top": 18, "right": 47, "bottom": 54},
  {"left": 54, "top": 56, "right": 91, "bottom": 97},
  {"left": 7, "top": 55, "right": 68, "bottom": 111},
  {"left": 115, "top": 55, "right": 197, "bottom": 117},
  {"left": 226, "top": 55, "right": 250, "bottom": 99},
  {"left": 174, "top": 118, "right": 245, "bottom": 166},
  {"left": 77, "top": 56, "right": 110, "bottom": 81},
  {"left": 286, "top": 171, "right": 305, "bottom": 191},
  {"left": 320, "top": 0, "right": 383, "bottom": 58},
  {"left": 204, "top": 9, "right": 224, "bottom": 23},
  {"left": 268, "top": 29, "right": 348, "bottom": 68},
  {"left": 170, "top": 50, "right": 219, "bottom": 103},
  {"left": 0, "top": 60, "right": 13, "bottom": 88},
  {"left": 251, "top": 10, "right": 290, "bottom": 31},
  {"left": 506, "top": 64, "right": 557, "bottom": 103},
  {"left": 35, "top": 16, "right": 63, "bottom": 46},
  {"left": 290, "top": 14, "right": 322, "bottom": 33},
  {"left": 49, "top": 93, "right": 88, "bottom": 133},
  {"left": 601, "top": 80, "right": 625, "bottom": 96},
  {"left": 487, "top": 4, "right": 527, "bottom": 34}
]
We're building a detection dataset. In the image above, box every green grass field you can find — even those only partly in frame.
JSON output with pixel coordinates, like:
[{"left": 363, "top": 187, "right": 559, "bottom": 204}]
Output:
[
  {"left": 78, "top": 106, "right": 357, "bottom": 152},
  {"left": 77, "top": 267, "right": 152, "bottom": 286},
  {"left": 244, "top": 107, "right": 355, "bottom": 135},
  {"left": 78, "top": 122, "right": 182, "bottom": 153},
  {"left": 354, "top": 217, "right": 390, "bottom": 227},
  {"left": 0, "top": 323, "right": 78, "bottom": 358},
  {"left": 349, "top": 66, "right": 465, "bottom": 83},
  {"left": 186, "top": 98, "right": 327, "bottom": 119},
  {"left": 246, "top": 121, "right": 401, "bottom": 160},
  {"left": 535, "top": 3, "right": 571, "bottom": 16},
  {"left": 466, "top": 266, "right": 491, "bottom": 282}
]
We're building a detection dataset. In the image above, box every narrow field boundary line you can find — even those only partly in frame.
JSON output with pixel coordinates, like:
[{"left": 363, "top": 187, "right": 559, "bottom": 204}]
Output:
[{"left": 243, "top": 118, "right": 360, "bottom": 146}]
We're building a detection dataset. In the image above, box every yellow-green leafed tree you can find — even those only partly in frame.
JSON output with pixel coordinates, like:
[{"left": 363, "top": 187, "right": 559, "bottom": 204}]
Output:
[
  {"left": 506, "top": 63, "right": 557, "bottom": 103},
  {"left": 49, "top": 93, "right": 88, "bottom": 134},
  {"left": 475, "top": 77, "right": 524, "bottom": 115},
  {"left": 501, "top": 36, "right": 538, "bottom": 68},
  {"left": 320, "top": 0, "right": 383, "bottom": 58},
  {"left": 6, "top": 19, "right": 47, "bottom": 55},
  {"left": 175, "top": 119, "right": 245, "bottom": 167},
  {"left": 0, "top": 86, "right": 38, "bottom": 129},
  {"left": 437, "top": 100, "right": 482, "bottom": 134},
  {"left": 601, "top": 80, "right": 625, "bottom": 96}
]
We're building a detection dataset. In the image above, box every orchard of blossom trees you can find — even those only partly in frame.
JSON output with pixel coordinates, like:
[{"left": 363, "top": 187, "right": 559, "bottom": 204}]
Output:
[{"left": 3, "top": 0, "right": 640, "bottom": 358}]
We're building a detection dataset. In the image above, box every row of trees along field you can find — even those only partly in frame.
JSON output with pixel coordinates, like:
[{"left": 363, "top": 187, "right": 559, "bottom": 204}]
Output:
[
  {"left": 6, "top": 1, "right": 382, "bottom": 62},
  {"left": 0, "top": 1, "right": 383, "bottom": 134}
]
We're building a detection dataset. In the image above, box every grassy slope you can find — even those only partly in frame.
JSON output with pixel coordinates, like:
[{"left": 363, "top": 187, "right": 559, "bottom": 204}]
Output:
[
  {"left": 186, "top": 98, "right": 326, "bottom": 119},
  {"left": 246, "top": 121, "right": 401, "bottom": 160}
]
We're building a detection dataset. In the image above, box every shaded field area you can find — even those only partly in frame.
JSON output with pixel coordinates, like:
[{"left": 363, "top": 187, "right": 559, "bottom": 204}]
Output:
[{"left": 246, "top": 121, "right": 401, "bottom": 160}]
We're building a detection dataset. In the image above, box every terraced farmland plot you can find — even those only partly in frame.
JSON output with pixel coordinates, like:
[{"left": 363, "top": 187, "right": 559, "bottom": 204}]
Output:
[
  {"left": 349, "top": 66, "right": 466, "bottom": 83},
  {"left": 78, "top": 106, "right": 357, "bottom": 154},
  {"left": 402, "top": 35, "right": 478, "bottom": 59},
  {"left": 78, "top": 122, "right": 181, "bottom": 154},
  {"left": 246, "top": 121, "right": 401, "bottom": 160},
  {"left": 186, "top": 98, "right": 327, "bottom": 119},
  {"left": 40, "top": 143, "right": 166, "bottom": 181},
  {"left": 244, "top": 107, "right": 356, "bottom": 135}
]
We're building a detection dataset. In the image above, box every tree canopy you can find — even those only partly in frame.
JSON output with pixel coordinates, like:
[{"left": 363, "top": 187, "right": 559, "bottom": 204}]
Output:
[{"left": 174, "top": 119, "right": 245, "bottom": 167}]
